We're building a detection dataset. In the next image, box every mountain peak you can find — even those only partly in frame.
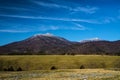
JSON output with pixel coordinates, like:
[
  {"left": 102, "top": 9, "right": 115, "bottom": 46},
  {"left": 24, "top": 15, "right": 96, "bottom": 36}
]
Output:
[
  {"left": 89, "top": 37, "right": 100, "bottom": 41},
  {"left": 29, "top": 33, "right": 55, "bottom": 39},
  {"left": 80, "top": 37, "right": 101, "bottom": 43},
  {"left": 27, "top": 33, "right": 70, "bottom": 43},
  {"left": 33, "top": 33, "right": 54, "bottom": 37}
]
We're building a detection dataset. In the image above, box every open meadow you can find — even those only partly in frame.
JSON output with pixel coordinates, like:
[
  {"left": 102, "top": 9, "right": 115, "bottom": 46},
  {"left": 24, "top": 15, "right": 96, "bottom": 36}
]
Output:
[
  {"left": 0, "top": 69, "right": 120, "bottom": 80},
  {"left": 0, "top": 55, "right": 120, "bottom": 80}
]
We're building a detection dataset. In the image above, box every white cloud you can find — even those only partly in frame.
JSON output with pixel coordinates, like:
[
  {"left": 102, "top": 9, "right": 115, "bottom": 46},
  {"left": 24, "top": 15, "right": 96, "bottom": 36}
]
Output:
[
  {"left": 72, "top": 6, "right": 98, "bottom": 14},
  {"left": 0, "top": 26, "right": 57, "bottom": 33},
  {"left": 38, "top": 26, "right": 59, "bottom": 31},
  {"left": 38, "top": 21, "right": 88, "bottom": 31},
  {"left": 38, "top": 25, "right": 86, "bottom": 31},
  {"left": 32, "top": 0, "right": 98, "bottom": 14},
  {"left": 73, "top": 23, "right": 86, "bottom": 30},
  {"left": 33, "top": 1, "right": 70, "bottom": 9},
  {"left": 0, "top": 29, "right": 30, "bottom": 33},
  {"left": 103, "top": 17, "right": 115, "bottom": 23},
  {"left": 0, "top": 7, "right": 30, "bottom": 11},
  {"left": 0, "top": 23, "right": 87, "bottom": 33},
  {"left": 0, "top": 14, "right": 99, "bottom": 24}
]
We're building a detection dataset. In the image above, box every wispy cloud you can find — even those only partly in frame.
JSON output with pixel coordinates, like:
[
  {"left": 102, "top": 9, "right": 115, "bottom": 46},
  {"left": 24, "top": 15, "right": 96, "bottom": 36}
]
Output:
[
  {"left": 0, "top": 25, "right": 86, "bottom": 33},
  {"left": 38, "top": 22, "right": 87, "bottom": 31},
  {"left": 102, "top": 17, "right": 116, "bottom": 23},
  {"left": 72, "top": 23, "right": 87, "bottom": 30},
  {"left": 71, "top": 6, "right": 98, "bottom": 14},
  {"left": 0, "top": 21, "right": 87, "bottom": 33},
  {"left": 0, "top": 14, "right": 99, "bottom": 24},
  {"left": 0, "top": 6, "right": 30, "bottom": 11},
  {"left": 33, "top": 1, "right": 70, "bottom": 9},
  {"left": 32, "top": 0, "right": 98, "bottom": 14},
  {"left": 0, "top": 29, "right": 30, "bottom": 33},
  {"left": 38, "top": 26, "right": 59, "bottom": 31}
]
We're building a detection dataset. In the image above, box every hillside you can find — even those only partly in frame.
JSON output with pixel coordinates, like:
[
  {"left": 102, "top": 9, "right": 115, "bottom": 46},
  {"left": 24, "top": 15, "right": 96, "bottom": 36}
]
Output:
[
  {"left": 0, "top": 34, "right": 72, "bottom": 55},
  {"left": 0, "top": 34, "right": 120, "bottom": 55}
]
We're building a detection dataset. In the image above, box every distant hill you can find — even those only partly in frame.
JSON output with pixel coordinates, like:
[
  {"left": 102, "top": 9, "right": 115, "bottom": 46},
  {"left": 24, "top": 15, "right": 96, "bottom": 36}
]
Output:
[
  {"left": 68, "top": 41, "right": 120, "bottom": 55},
  {"left": 0, "top": 34, "right": 120, "bottom": 55}
]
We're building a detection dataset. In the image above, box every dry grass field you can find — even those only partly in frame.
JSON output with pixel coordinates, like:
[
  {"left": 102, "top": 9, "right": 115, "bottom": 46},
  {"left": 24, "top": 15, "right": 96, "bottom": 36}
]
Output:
[
  {"left": 0, "top": 69, "right": 120, "bottom": 80},
  {"left": 0, "top": 55, "right": 120, "bottom": 80}
]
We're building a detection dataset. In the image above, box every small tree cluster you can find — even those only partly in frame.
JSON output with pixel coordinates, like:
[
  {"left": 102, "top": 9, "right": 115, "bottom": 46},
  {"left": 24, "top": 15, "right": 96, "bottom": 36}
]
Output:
[{"left": 4, "top": 66, "right": 22, "bottom": 71}]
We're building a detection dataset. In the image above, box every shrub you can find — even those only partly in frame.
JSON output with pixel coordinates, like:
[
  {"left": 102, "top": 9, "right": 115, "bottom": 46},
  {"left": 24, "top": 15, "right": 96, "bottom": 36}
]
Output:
[
  {"left": 8, "top": 66, "right": 14, "bottom": 71},
  {"left": 17, "top": 67, "right": 22, "bottom": 71},
  {"left": 50, "top": 66, "right": 57, "bottom": 70},
  {"left": 80, "top": 65, "right": 85, "bottom": 69},
  {"left": 3, "top": 68, "right": 8, "bottom": 71}
]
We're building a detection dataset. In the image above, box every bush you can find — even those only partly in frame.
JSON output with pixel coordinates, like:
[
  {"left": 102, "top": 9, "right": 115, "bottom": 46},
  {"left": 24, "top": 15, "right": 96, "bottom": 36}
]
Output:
[
  {"left": 8, "top": 66, "right": 14, "bottom": 71},
  {"left": 80, "top": 65, "right": 85, "bottom": 69},
  {"left": 50, "top": 66, "right": 57, "bottom": 70},
  {"left": 17, "top": 67, "right": 22, "bottom": 71},
  {"left": 3, "top": 68, "right": 8, "bottom": 71}
]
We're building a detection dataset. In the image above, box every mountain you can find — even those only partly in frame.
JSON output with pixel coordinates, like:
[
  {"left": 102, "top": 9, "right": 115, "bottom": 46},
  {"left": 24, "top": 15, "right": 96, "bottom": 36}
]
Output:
[
  {"left": 0, "top": 34, "right": 120, "bottom": 55},
  {"left": 67, "top": 41, "right": 120, "bottom": 55},
  {"left": 0, "top": 34, "right": 72, "bottom": 55}
]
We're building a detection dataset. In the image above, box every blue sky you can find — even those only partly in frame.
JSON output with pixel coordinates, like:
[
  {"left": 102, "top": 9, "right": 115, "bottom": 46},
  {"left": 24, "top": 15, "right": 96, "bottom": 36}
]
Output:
[{"left": 0, "top": 0, "right": 120, "bottom": 46}]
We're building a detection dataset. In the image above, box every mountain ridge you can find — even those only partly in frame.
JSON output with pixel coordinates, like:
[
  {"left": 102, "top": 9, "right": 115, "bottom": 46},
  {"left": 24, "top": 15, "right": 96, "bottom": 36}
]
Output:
[{"left": 0, "top": 34, "right": 120, "bottom": 55}]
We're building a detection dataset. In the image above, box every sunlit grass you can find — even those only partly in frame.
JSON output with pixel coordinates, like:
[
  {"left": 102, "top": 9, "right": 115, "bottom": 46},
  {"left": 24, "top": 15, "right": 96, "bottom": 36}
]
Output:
[
  {"left": 0, "top": 55, "right": 120, "bottom": 80},
  {"left": 0, "top": 69, "right": 120, "bottom": 80},
  {"left": 0, "top": 55, "right": 120, "bottom": 70}
]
